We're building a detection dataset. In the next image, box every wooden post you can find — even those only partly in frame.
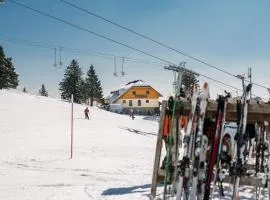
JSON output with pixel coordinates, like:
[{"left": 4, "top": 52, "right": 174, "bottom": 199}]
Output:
[{"left": 150, "top": 101, "right": 167, "bottom": 199}]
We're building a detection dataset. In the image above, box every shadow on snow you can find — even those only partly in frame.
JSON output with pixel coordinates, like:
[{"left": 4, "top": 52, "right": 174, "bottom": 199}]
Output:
[
  {"left": 102, "top": 184, "right": 151, "bottom": 196},
  {"left": 120, "top": 127, "right": 157, "bottom": 137},
  {"left": 142, "top": 115, "right": 160, "bottom": 122}
]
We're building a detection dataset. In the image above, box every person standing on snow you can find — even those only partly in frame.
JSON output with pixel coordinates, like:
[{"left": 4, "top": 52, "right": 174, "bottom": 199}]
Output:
[
  {"left": 84, "top": 107, "right": 90, "bottom": 120},
  {"left": 130, "top": 109, "right": 135, "bottom": 120}
]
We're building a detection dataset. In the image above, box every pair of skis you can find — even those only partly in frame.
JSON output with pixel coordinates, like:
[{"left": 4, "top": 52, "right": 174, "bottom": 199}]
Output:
[
  {"left": 203, "top": 94, "right": 227, "bottom": 200},
  {"left": 254, "top": 121, "right": 270, "bottom": 200},
  {"left": 190, "top": 82, "right": 209, "bottom": 200},
  {"left": 176, "top": 82, "right": 209, "bottom": 200},
  {"left": 255, "top": 122, "right": 266, "bottom": 175},
  {"left": 176, "top": 83, "right": 199, "bottom": 200},
  {"left": 230, "top": 81, "right": 252, "bottom": 200},
  {"left": 210, "top": 92, "right": 231, "bottom": 199}
]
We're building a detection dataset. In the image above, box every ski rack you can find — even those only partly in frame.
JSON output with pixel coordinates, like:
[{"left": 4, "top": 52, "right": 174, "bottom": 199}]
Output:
[
  {"left": 185, "top": 99, "right": 270, "bottom": 123},
  {"left": 150, "top": 99, "right": 270, "bottom": 199}
]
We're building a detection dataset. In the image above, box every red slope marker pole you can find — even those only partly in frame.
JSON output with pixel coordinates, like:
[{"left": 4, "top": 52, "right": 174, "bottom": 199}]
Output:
[{"left": 70, "top": 94, "right": 74, "bottom": 159}]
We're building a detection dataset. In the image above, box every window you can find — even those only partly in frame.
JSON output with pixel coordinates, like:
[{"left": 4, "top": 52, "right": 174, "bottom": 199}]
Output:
[
  {"left": 129, "top": 100, "right": 132, "bottom": 107},
  {"left": 122, "top": 100, "right": 126, "bottom": 104},
  {"left": 132, "top": 91, "right": 136, "bottom": 95},
  {"left": 146, "top": 91, "right": 150, "bottom": 95},
  {"left": 146, "top": 100, "right": 149, "bottom": 103},
  {"left": 138, "top": 100, "right": 141, "bottom": 106}
]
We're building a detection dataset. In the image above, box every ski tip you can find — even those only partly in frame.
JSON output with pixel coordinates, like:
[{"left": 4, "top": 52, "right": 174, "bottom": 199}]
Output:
[
  {"left": 203, "top": 82, "right": 208, "bottom": 89},
  {"left": 202, "top": 82, "right": 210, "bottom": 96}
]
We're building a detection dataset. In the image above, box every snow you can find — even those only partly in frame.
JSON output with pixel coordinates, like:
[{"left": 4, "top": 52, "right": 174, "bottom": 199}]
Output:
[
  {"left": 0, "top": 89, "right": 157, "bottom": 200},
  {"left": 0, "top": 89, "right": 268, "bottom": 200}
]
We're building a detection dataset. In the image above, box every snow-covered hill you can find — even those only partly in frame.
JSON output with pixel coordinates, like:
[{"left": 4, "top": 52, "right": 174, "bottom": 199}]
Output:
[
  {"left": 0, "top": 90, "right": 158, "bottom": 200},
  {"left": 1, "top": 90, "right": 268, "bottom": 200}
]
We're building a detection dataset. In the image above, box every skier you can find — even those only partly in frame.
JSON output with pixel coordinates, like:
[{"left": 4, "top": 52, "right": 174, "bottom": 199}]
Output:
[
  {"left": 130, "top": 109, "right": 135, "bottom": 120},
  {"left": 84, "top": 107, "right": 90, "bottom": 120}
]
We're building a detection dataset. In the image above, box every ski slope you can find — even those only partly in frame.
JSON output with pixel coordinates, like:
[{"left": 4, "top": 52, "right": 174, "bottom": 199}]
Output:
[
  {"left": 0, "top": 90, "right": 158, "bottom": 200},
  {"left": 0, "top": 90, "right": 267, "bottom": 200}
]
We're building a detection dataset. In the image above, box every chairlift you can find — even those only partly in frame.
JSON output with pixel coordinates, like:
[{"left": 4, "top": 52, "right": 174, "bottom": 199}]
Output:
[
  {"left": 53, "top": 48, "right": 57, "bottom": 67},
  {"left": 120, "top": 57, "right": 125, "bottom": 77},
  {"left": 113, "top": 56, "right": 126, "bottom": 77},
  {"left": 113, "top": 57, "right": 118, "bottom": 77},
  {"left": 59, "top": 45, "right": 63, "bottom": 66}
]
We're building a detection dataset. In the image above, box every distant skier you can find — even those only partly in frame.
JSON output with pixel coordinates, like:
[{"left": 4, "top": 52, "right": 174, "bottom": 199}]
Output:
[
  {"left": 129, "top": 109, "right": 135, "bottom": 120},
  {"left": 84, "top": 107, "right": 89, "bottom": 120}
]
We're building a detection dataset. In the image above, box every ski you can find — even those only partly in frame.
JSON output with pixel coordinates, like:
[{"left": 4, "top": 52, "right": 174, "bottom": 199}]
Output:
[
  {"left": 265, "top": 121, "right": 270, "bottom": 200},
  {"left": 211, "top": 91, "right": 231, "bottom": 198},
  {"left": 255, "top": 122, "right": 261, "bottom": 175},
  {"left": 203, "top": 94, "right": 226, "bottom": 200},
  {"left": 230, "top": 80, "right": 252, "bottom": 200},
  {"left": 163, "top": 96, "right": 175, "bottom": 198},
  {"left": 190, "top": 82, "right": 210, "bottom": 200},
  {"left": 176, "top": 83, "right": 199, "bottom": 200},
  {"left": 261, "top": 123, "right": 266, "bottom": 173}
]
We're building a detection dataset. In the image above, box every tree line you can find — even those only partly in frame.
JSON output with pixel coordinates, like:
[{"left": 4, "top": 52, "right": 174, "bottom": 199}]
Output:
[
  {"left": 0, "top": 45, "right": 103, "bottom": 105},
  {"left": 59, "top": 59, "right": 103, "bottom": 105}
]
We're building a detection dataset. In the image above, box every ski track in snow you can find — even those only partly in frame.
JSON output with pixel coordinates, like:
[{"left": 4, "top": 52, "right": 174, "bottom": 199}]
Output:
[{"left": 0, "top": 89, "right": 268, "bottom": 199}]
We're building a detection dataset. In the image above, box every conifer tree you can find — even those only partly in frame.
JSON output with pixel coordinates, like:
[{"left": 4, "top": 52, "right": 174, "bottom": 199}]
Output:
[
  {"left": 59, "top": 59, "right": 84, "bottom": 103},
  {"left": 0, "top": 47, "right": 6, "bottom": 89},
  {"left": 0, "top": 46, "right": 19, "bottom": 89},
  {"left": 84, "top": 65, "right": 103, "bottom": 106},
  {"left": 181, "top": 72, "right": 198, "bottom": 97},
  {"left": 182, "top": 72, "right": 197, "bottom": 90},
  {"left": 5, "top": 57, "right": 19, "bottom": 88},
  {"left": 39, "top": 84, "right": 48, "bottom": 97}
]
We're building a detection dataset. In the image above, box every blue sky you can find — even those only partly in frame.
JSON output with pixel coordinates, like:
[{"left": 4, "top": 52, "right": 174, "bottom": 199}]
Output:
[{"left": 0, "top": 0, "right": 270, "bottom": 99}]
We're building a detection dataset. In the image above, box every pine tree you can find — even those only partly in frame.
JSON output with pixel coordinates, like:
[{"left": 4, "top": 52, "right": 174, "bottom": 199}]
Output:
[
  {"left": 39, "top": 84, "right": 48, "bottom": 97},
  {"left": 5, "top": 57, "right": 19, "bottom": 88},
  {"left": 182, "top": 72, "right": 197, "bottom": 89},
  {"left": 23, "top": 87, "right": 27, "bottom": 93},
  {"left": 0, "top": 46, "right": 19, "bottom": 89},
  {"left": 84, "top": 65, "right": 103, "bottom": 106},
  {"left": 0, "top": 46, "right": 8, "bottom": 89},
  {"left": 59, "top": 59, "right": 84, "bottom": 103},
  {"left": 181, "top": 72, "right": 198, "bottom": 96}
]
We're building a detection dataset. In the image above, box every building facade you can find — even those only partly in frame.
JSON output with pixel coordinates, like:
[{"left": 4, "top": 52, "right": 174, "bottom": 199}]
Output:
[{"left": 108, "top": 80, "right": 162, "bottom": 115}]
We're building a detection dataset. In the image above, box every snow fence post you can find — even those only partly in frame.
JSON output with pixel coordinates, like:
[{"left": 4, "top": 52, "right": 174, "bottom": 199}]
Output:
[{"left": 70, "top": 94, "right": 74, "bottom": 159}]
